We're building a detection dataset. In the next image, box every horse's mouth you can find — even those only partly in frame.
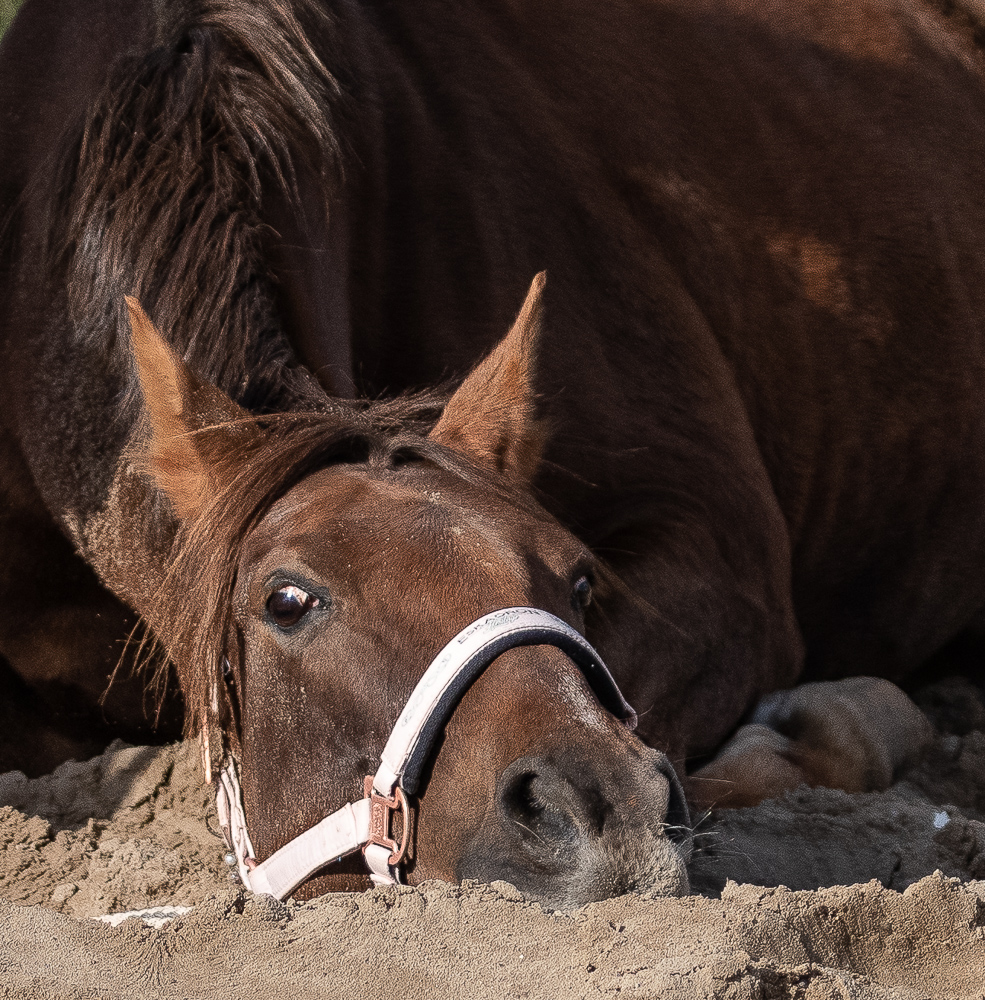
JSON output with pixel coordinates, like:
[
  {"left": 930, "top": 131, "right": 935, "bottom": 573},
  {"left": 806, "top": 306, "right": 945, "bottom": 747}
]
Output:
[{"left": 457, "top": 820, "right": 692, "bottom": 911}]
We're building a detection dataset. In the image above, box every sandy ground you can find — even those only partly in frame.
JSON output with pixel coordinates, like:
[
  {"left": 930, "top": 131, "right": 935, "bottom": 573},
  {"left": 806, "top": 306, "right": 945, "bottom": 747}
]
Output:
[{"left": 1, "top": 678, "right": 984, "bottom": 999}]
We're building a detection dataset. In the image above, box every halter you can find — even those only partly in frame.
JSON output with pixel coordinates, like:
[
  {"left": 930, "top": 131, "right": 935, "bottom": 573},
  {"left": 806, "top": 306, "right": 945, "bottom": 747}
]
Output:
[{"left": 214, "top": 606, "right": 637, "bottom": 898}]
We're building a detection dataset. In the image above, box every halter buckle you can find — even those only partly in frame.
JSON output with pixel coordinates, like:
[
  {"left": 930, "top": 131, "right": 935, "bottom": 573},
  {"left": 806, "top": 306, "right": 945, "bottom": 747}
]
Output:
[{"left": 363, "top": 776, "right": 413, "bottom": 867}]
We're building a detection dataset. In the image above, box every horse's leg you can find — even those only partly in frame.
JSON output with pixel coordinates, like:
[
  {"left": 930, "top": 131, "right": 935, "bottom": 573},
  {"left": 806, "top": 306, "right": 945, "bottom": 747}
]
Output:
[
  {"left": 687, "top": 676, "right": 934, "bottom": 810},
  {"left": 0, "top": 654, "right": 112, "bottom": 776},
  {"left": 0, "top": 447, "right": 181, "bottom": 776}
]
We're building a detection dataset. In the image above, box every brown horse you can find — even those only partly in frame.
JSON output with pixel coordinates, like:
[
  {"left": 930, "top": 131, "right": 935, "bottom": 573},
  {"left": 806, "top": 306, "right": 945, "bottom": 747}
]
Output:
[{"left": 0, "top": 0, "right": 983, "bottom": 903}]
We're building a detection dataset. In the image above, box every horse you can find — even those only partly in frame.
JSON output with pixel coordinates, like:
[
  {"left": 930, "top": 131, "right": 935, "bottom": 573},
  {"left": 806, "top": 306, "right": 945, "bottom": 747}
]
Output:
[{"left": 0, "top": 0, "right": 983, "bottom": 905}]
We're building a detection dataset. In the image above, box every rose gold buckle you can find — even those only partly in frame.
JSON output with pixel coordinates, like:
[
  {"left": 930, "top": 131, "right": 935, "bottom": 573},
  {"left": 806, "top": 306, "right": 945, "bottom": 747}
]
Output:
[{"left": 363, "top": 776, "right": 413, "bottom": 867}]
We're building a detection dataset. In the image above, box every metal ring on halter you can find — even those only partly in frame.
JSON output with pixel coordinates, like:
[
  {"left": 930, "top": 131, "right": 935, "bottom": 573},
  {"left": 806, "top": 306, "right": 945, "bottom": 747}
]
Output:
[{"left": 363, "top": 775, "right": 413, "bottom": 867}]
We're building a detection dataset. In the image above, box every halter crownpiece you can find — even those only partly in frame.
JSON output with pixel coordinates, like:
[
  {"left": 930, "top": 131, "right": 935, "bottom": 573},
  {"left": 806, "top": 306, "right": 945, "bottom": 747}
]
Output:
[{"left": 215, "top": 606, "right": 637, "bottom": 898}]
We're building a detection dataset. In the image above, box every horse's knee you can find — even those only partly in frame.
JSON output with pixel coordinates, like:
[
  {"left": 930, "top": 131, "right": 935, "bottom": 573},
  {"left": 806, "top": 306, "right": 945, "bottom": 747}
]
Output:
[{"left": 688, "top": 677, "right": 934, "bottom": 810}]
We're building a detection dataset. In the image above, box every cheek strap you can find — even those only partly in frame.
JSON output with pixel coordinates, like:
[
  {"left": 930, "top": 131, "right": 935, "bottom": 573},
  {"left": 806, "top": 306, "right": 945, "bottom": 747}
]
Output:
[{"left": 216, "top": 607, "right": 636, "bottom": 898}]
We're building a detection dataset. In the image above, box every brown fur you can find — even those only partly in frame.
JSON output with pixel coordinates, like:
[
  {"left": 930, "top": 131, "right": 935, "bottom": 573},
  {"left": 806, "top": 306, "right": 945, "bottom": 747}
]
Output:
[
  {"left": 144, "top": 394, "right": 452, "bottom": 738},
  {"left": 2, "top": 0, "right": 985, "bottom": 896},
  {"left": 52, "top": 1, "right": 347, "bottom": 412}
]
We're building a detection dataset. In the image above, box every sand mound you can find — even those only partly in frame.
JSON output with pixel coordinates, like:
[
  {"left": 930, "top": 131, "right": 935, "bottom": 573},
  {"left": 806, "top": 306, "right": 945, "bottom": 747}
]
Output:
[
  {"left": 2, "top": 872, "right": 984, "bottom": 999},
  {"left": 2, "top": 680, "right": 985, "bottom": 998}
]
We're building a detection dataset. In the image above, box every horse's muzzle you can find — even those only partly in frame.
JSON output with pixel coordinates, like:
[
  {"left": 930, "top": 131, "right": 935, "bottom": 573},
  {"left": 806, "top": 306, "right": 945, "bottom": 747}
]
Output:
[
  {"left": 458, "top": 744, "right": 692, "bottom": 909},
  {"left": 217, "top": 607, "right": 689, "bottom": 904}
]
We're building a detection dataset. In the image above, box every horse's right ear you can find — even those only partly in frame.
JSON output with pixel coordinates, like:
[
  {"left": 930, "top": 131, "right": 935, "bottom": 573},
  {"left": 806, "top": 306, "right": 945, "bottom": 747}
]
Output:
[{"left": 125, "top": 296, "right": 252, "bottom": 523}]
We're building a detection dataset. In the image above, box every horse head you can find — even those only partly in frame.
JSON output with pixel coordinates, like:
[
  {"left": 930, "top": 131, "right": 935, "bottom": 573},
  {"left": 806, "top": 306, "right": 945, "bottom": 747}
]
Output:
[{"left": 125, "top": 276, "right": 691, "bottom": 908}]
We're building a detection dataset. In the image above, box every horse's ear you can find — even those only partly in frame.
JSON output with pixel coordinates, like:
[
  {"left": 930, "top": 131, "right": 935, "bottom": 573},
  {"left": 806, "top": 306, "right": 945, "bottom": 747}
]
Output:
[
  {"left": 125, "top": 296, "right": 251, "bottom": 523},
  {"left": 429, "top": 272, "right": 546, "bottom": 483}
]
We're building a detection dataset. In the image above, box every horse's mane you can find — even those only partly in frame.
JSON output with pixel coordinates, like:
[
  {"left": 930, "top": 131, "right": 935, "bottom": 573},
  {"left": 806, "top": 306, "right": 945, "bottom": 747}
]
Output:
[{"left": 46, "top": 0, "right": 347, "bottom": 414}]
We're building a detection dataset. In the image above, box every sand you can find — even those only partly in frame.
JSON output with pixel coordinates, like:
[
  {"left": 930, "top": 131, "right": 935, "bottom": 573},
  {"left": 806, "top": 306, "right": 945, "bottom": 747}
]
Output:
[{"left": 1, "top": 679, "right": 984, "bottom": 999}]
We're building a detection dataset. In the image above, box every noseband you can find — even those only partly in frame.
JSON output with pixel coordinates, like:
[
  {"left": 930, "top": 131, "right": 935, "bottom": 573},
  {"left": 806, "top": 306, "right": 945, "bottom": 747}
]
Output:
[{"left": 215, "top": 607, "right": 637, "bottom": 898}]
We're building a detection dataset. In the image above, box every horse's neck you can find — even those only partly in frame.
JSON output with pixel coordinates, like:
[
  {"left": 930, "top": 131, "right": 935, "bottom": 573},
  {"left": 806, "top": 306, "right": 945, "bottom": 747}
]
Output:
[{"left": 263, "top": 175, "right": 356, "bottom": 400}]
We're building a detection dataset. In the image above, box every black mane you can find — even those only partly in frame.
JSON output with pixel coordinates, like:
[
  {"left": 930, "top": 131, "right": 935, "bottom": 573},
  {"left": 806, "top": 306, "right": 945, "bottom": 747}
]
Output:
[{"left": 46, "top": 0, "right": 347, "bottom": 415}]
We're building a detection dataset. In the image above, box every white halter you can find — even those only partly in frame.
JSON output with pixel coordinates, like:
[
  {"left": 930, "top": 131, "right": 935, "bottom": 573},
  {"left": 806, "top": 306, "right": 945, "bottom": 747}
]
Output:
[{"left": 215, "top": 606, "right": 637, "bottom": 899}]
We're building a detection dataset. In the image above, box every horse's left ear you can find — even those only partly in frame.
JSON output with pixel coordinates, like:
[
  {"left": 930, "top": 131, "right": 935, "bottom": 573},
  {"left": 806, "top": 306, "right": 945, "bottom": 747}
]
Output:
[
  {"left": 125, "top": 296, "right": 253, "bottom": 523},
  {"left": 429, "top": 272, "right": 546, "bottom": 483}
]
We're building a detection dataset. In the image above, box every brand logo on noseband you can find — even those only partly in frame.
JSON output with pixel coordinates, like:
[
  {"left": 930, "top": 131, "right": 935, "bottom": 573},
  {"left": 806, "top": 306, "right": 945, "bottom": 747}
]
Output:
[{"left": 455, "top": 607, "right": 528, "bottom": 642}]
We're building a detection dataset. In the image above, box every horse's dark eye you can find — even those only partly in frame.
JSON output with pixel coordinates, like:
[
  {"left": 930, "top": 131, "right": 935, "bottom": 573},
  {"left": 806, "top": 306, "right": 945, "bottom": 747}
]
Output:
[
  {"left": 266, "top": 585, "right": 319, "bottom": 628},
  {"left": 573, "top": 575, "right": 593, "bottom": 610}
]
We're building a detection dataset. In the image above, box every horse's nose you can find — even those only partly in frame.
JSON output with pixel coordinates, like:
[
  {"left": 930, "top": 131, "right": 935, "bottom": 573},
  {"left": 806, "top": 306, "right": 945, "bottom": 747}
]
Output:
[
  {"left": 497, "top": 751, "right": 691, "bottom": 850},
  {"left": 497, "top": 754, "right": 610, "bottom": 846},
  {"left": 467, "top": 748, "right": 691, "bottom": 907}
]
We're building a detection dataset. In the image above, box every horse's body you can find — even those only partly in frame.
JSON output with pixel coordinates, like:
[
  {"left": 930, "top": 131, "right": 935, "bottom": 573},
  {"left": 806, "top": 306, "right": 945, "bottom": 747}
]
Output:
[{"left": 1, "top": 0, "right": 984, "bottom": 902}]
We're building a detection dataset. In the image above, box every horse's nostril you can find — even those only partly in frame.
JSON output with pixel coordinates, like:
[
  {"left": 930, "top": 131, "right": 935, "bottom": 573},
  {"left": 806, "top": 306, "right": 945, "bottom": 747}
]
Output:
[
  {"left": 463, "top": 750, "right": 691, "bottom": 906},
  {"left": 497, "top": 762, "right": 581, "bottom": 848},
  {"left": 502, "top": 771, "right": 542, "bottom": 819},
  {"left": 496, "top": 756, "right": 613, "bottom": 850}
]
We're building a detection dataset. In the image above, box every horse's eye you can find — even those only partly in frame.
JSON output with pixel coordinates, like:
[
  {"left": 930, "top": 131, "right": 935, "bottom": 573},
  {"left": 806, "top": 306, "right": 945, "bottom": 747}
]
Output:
[
  {"left": 266, "top": 585, "right": 319, "bottom": 629},
  {"left": 572, "top": 575, "right": 593, "bottom": 610}
]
